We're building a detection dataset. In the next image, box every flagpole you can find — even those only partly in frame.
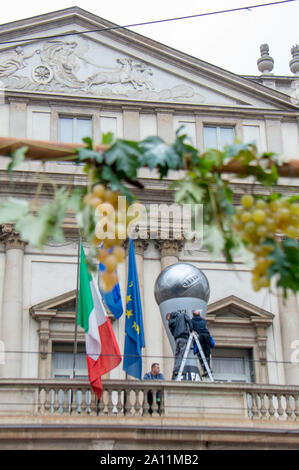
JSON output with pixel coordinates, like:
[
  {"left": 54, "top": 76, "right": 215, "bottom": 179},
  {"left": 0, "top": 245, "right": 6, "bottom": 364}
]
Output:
[{"left": 72, "top": 229, "right": 81, "bottom": 380}]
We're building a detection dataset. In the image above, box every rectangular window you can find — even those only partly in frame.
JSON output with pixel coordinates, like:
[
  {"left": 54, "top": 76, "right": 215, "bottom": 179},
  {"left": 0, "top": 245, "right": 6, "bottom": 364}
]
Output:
[
  {"left": 52, "top": 343, "right": 87, "bottom": 379},
  {"left": 58, "top": 116, "right": 92, "bottom": 144},
  {"left": 212, "top": 347, "right": 254, "bottom": 383},
  {"left": 203, "top": 125, "right": 234, "bottom": 150}
]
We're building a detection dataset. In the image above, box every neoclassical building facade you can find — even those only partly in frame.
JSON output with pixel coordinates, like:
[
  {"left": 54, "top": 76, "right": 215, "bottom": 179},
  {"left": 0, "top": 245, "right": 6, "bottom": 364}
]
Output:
[{"left": 0, "top": 7, "right": 298, "bottom": 449}]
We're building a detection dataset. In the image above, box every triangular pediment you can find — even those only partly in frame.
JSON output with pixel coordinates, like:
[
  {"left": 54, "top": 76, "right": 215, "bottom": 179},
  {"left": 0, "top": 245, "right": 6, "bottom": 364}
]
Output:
[
  {"left": 206, "top": 295, "right": 274, "bottom": 324},
  {"left": 29, "top": 288, "right": 115, "bottom": 321},
  {"left": 0, "top": 7, "right": 297, "bottom": 110},
  {"left": 29, "top": 290, "right": 77, "bottom": 317}
]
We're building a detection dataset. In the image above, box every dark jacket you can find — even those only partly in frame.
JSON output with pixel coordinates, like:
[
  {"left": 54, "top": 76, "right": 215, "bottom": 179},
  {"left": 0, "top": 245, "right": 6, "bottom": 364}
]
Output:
[
  {"left": 191, "top": 316, "right": 210, "bottom": 336},
  {"left": 168, "top": 311, "right": 192, "bottom": 340}
]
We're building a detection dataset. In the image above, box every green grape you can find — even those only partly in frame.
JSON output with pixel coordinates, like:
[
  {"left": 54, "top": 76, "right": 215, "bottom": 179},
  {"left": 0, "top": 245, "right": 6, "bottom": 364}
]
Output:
[
  {"left": 284, "top": 225, "right": 298, "bottom": 238},
  {"left": 256, "top": 225, "right": 268, "bottom": 238},
  {"left": 290, "top": 203, "right": 299, "bottom": 216},
  {"left": 252, "top": 209, "right": 266, "bottom": 224},
  {"left": 241, "top": 211, "right": 252, "bottom": 223},
  {"left": 255, "top": 199, "right": 267, "bottom": 210},
  {"left": 265, "top": 217, "right": 276, "bottom": 232},
  {"left": 241, "top": 194, "right": 254, "bottom": 208},
  {"left": 244, "top": 221, "right": 256, "bottom": 234},
  {"left": 278, "top": 207, "right": 291, "bottom": 222}
]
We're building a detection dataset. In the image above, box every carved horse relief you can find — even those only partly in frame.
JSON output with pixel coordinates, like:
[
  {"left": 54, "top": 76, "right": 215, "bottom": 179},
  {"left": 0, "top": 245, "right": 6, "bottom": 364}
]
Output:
[
  {"left": 0, "top": 38, "right": 200, "bottom": 102},
  {"left": 85, "top": 58, "right": 153, "bottom": 90}
]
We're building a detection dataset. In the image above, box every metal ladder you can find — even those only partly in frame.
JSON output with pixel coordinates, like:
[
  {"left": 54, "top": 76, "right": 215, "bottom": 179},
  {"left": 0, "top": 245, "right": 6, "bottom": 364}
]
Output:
[{"left": 176, "top": 331, "right": 214, "bottom": 382}]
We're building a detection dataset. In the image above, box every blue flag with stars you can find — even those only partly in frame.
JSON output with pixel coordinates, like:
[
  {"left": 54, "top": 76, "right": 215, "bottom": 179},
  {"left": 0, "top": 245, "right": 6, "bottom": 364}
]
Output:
[
  {"left": 98, "top": 263, "right": 123, "bottom": 320},
  {"left": 123, "top": 239, "right": 145, "bottom": 379}
]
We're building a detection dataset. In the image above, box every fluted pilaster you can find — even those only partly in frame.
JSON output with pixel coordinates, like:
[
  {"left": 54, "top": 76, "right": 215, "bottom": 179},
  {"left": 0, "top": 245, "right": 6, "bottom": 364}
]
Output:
[
  {"left": 0, "top": 224, "right": 26, "bottom": 378},
  {"left": 277, "top": 291, "right": 299, "bottom": 385}
]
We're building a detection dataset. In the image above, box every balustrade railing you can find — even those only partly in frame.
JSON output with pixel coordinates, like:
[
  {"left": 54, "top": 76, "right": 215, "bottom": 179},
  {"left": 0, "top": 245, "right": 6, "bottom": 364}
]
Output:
[
  {"left": 0, "top": 379, "right": 298, "bottom": 420},
  {"left": 38, "top": 380, "right": 164, "bottom": 416},
  {"left": 247, "top": 390, "right": 299, "bottom": 420}
]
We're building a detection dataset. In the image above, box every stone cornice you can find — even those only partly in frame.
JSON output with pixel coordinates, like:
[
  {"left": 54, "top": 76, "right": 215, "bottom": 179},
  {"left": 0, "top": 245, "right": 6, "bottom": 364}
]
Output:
[
  {"left": 0, "top": 169, "right": 298, "bottom": 197},
  {"left": 3, "top": 89, "right": 299, "bottom": 116}
]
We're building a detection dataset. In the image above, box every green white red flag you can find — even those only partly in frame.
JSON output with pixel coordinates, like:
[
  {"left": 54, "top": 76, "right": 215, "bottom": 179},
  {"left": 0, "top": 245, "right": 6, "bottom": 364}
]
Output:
[{"left": 77, "top": 245, "right": 121, "bottom": 398}]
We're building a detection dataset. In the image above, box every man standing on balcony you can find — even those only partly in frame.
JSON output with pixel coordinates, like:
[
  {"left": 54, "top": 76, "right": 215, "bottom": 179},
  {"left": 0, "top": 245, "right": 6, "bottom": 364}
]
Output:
[{"left": 143, "top": 363, "right": 164, "bottom": 415}]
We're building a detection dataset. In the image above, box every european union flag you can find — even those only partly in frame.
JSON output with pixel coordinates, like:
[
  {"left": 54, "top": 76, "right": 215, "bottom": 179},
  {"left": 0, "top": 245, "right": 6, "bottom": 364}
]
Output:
[
  {"left": 123, "top": 239, "right": 145, "bottom": 379},
  {"left": 98, "top": 262, "right": 123, "bottom": 320}
]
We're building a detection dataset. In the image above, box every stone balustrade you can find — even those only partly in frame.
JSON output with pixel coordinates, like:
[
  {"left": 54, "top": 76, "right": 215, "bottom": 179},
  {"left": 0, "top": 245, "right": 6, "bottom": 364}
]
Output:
[{"left": 0, "top": 379, "right": 298, "bottom": 421}]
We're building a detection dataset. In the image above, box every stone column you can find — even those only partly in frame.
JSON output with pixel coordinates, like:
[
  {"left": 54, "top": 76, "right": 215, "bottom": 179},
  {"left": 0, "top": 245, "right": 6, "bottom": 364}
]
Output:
[
  {"left": 155, "top": 239, "right": 183, "bottom": 380},
  {"left": 0, "top": 224, "right": 26, "bottom": 378},
  {"left": 277, "top": 292, "right": 299, "bottom": 385},
  {"left": 133, "top": 239, "right": 148, "bottom": 311}
]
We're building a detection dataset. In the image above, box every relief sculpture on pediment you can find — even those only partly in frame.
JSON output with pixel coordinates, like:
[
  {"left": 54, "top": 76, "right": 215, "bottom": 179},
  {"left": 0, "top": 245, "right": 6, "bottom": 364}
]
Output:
[
  {"left": 0, "top": 38, "right": 203, "bottom": 102},
  {"left": 0, "top": 46, "right": 40, "bottom": 77}
]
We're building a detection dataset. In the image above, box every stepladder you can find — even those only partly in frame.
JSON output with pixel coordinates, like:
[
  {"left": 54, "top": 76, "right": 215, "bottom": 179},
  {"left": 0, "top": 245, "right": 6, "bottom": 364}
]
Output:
[{"left": 176, "top": 331, "right": 214, "bottom": 382}]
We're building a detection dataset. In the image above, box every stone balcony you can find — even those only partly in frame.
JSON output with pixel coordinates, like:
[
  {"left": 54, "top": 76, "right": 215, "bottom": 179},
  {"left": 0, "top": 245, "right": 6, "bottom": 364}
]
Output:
[{"left": 0, "top": 379, "right": 299, "bottom": 449}]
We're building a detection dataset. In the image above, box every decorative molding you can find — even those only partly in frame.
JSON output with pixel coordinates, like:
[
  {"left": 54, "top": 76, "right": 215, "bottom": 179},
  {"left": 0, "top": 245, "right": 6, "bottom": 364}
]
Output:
[
  {"left": 0, "top": 223, "right": 27, "bottom": 251},
  {"left": 257, "top": 44, "right": 274, "bottom": 75},
  {"left": 0, "top": 39, "right": 204, "bottom": 103},
  {"left": 155, "top": 239, "right": 184, "bottom": 258},
  {"left": 133, "top": 238, "right": 149, "bottom": 256}
]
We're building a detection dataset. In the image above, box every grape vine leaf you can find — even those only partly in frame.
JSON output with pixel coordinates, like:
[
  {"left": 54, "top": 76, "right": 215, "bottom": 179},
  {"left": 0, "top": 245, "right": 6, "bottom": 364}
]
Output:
[
  {"left": 0, "top": 198, "right": 29, "bottom": 223},
  {"left": 101, "top": 165, "right": 135, "bottom": 203},
  {"left": 203, "top": 224, "right": 225, "bottom": 260},
  {"left": 101, "top": 131, "right": 115, "bottom": 146},
  {"left": 76, "top": 147, "right": 104, "bottom": 164},
  {"left": 104, "top": 139, "right": 141, "bottom": 180},
  {"left": 171, "top": 178, "right": 205, "bottom": 205},
  {"left": 7, "top": 146, "right": 28, "bottom": 176},
  {"left": 264, "top": 237, "right": 299, "bottom": 297},
  {"left": 138, "top": 136, "right": 182, "bottom": 178}
]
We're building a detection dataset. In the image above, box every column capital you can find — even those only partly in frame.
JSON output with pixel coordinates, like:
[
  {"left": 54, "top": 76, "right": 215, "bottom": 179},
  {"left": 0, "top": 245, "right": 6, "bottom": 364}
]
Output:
[
  {"left": 155, "top": 238, "right": 184, "bottom": 258},
  {"left": 1, "top": 224, "right": 26, "bottom": 251},
  {"left": 133, "top": 238, "right": 149, "bottom": 256},
  {"left": 124, "top": 238, "right": 149, "bottom": 256}
]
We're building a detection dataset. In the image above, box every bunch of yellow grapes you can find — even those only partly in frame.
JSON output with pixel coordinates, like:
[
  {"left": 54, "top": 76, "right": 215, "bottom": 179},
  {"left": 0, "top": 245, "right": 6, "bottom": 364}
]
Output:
[
  {"left": 83, "top": 184, "right": 127, "bottom": 292},
  {"left": 234, "top": 194, "right": 299, "bottom": 291}
]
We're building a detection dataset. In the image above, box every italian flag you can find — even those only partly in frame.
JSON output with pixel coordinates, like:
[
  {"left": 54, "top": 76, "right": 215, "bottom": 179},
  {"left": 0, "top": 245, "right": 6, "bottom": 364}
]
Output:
[{"left": 77, "top": 245, "right": 121, "bottom": 399}]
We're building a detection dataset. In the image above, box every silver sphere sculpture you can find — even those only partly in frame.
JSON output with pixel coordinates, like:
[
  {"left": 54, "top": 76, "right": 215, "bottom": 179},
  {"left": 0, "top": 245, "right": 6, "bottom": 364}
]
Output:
[{"left": 154, "top": 262, "right": 210, "bottom": 381}]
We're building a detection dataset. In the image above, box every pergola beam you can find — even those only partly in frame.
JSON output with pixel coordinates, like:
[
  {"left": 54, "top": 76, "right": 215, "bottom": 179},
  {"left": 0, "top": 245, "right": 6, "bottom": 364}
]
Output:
[{"left": 0, "top": 136, "right": 298, "bottom": 177}]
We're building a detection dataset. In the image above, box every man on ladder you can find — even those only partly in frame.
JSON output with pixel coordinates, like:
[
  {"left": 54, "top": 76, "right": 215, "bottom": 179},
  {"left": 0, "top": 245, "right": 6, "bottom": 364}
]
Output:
[
  {"left": 191, "top": 309, "right": 212, "bottom": 377},
  {"left": 176, "top": 309, "right": 214, "bottom": 382}
]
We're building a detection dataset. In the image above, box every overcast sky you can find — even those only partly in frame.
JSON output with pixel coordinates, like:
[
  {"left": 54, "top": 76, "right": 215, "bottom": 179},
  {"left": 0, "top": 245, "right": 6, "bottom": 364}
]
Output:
[{"left": 0, "top": 0, "right": 298, "bottom": 76}]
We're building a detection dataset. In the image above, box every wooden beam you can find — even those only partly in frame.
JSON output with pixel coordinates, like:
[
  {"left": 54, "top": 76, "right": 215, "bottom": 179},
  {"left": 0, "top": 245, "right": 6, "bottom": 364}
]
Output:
[{"left": 0, "top": 136, "right": 298, "bottom": 177}]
